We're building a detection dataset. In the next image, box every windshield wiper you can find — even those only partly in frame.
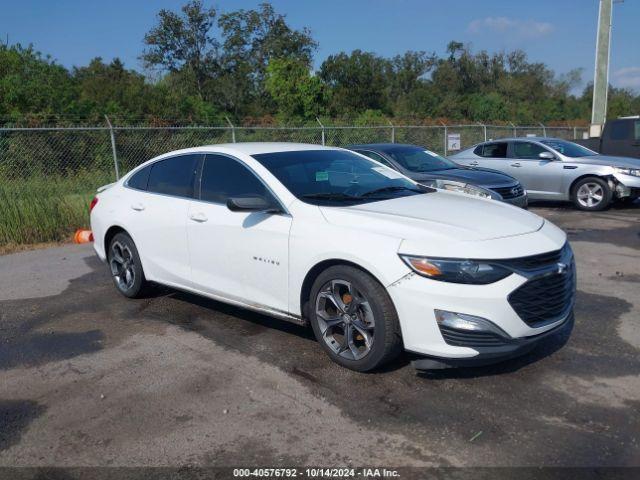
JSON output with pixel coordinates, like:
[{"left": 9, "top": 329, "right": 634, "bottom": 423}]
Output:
[
  {"left": 302, "top": 192, "right": 361, "bottom": 201},
  {"left": 359, "top": 186, "right": 423, "bottom": 197}
]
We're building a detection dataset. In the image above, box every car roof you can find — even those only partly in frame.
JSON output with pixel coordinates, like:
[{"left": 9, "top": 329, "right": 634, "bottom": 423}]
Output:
[
  {"left": 480, "top": 137, "right": 563, "bottom": 143},
  {"left": 347, "top": 143, "right": 422, "bottom": 151},
  {"left": 154, "top": 142, "right": 341, "bottom": 157}
]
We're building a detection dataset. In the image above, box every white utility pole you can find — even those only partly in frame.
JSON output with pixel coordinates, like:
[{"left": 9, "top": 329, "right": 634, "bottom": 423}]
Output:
[{"left": 590, "top": 0, "right": 614, "bottom": 137}]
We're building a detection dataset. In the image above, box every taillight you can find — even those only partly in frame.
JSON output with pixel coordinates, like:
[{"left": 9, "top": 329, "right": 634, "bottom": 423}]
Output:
[{"left": 89, "top": 196, "right": 99, "bottom": 213}]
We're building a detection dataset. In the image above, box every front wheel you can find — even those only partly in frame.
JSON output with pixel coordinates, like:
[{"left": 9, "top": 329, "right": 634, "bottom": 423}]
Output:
[
  {"left": 571, "top": 177, "right": 612, "bottom": 211},
  {"left": 309, "top": 266, "right": 402, "bottom": 372}
]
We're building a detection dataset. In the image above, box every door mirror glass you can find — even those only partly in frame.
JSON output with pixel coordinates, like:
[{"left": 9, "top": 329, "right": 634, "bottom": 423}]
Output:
[
  {"left": 226, "top": 196, "right": 279, "bottom": 213},
  {"left": 538, "top": 151, "right": 555, "bottom": 160}
]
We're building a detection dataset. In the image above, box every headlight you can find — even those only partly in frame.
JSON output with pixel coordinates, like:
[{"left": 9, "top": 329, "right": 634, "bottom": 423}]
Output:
[
  {"left": 420, "top": 180, "right": 500, "bottom": 200},
  {"left": 613, "top": 166, "right": 640, "bottom": 177},
  {"left": 399, "top": 255, "right": 511, "bottom": 284}
]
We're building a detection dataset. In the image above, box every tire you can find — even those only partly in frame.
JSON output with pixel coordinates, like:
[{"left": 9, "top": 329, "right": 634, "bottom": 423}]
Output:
[
  {"left": 308, "top": 265, "right": 402, "bottom": 372},
  {"left": 107, "top": 232, "right": 149, "bottom": 298},
  {"left": 571, "top": 177, "right": 612, "bottom": 211}
]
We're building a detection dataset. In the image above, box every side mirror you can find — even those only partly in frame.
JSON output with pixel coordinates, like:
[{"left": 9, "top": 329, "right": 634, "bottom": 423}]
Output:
[
  {"left": 539, "top": 151, "right": 555, "bottom": 160},
  {"left": 226, "top": 196, "right": 281, "bottom": 214}
]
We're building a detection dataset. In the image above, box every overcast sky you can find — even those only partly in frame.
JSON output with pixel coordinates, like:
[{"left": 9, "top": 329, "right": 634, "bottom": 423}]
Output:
[{"left": 2, "top": 0, "right": 639, "bottom": 91}]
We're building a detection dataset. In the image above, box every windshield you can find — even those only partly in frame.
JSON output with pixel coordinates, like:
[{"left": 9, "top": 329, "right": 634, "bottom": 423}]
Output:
[
  {"left": 540, "top": 140, "right": 598, "bottom": 158},
  {"left": 252, "top": 150, "right": 425, "bottom": 206},
  {"left": 383, "top": 146, "right": 458, "bottom": 172}
]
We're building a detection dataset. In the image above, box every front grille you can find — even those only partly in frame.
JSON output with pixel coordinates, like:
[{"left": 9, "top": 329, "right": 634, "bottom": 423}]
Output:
[
  {"left": 439, "top": 325, "right": 509, "bottom": 347},
  {"left": 491, "top": 184, "right": 524, "bottom": 199},
  {"left": 508, "top": 260, "right": 576, "bottom": 327},
  {"left": 503, "top": 247, "right": 564, "bottom": 271}
]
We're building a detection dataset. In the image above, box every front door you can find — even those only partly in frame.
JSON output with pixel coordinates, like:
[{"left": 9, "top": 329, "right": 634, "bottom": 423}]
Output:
[
  {"left": 509, "top": 141, "right": 564, "bottom": 199},
  {"left": 187, "top": 154, "right": 292, "bottom": 313}
]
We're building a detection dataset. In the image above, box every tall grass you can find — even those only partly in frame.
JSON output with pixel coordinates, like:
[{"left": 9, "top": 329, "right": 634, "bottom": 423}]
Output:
[{"left": 0, "top": 170, "right": 114, "bottom": 245}]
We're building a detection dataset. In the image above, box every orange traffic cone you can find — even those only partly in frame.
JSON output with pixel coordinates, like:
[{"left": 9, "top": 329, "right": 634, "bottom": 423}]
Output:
[{"left": 74, "top": 229, "right": 94, "bottom": 244}]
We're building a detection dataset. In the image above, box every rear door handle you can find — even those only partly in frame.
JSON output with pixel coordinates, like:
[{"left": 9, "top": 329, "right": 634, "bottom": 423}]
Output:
[
  {"left": 511, "top": 163, "right": 522, "bottom": 167},
  {"left": 469, "top": 161, "right": 479, "bottom": 166},
  {"left": 131, "top": 203, "right": 145, "bottom": 211},
  {"left": 189, "top": 212, "right": 208, "bottom": 223}
]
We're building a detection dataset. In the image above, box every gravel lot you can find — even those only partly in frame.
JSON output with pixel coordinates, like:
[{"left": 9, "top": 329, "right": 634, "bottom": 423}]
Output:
[{"left": 0, "top": 204, "right": 639, "bottom": 468}]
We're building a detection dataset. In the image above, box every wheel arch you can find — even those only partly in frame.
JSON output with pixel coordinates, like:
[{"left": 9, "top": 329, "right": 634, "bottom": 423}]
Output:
[
  {"left": 104, "top": 225, "right": 129, "bottom": 252},
  {"left": 569, "top": 173, "right": 613, "bottom": 196},
  {"left": 299, "top": 258, "right": 392, "bottom": 322}
]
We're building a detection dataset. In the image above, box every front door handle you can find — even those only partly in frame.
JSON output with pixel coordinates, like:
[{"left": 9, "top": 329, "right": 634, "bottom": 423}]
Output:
[
  {"left": 511, "top": 162, "right": 522, "bottom": 168},
  {"left": 189, "top": 212, "right": 208, "bottom": 223},
  {"left": 131, "top": 203, "right": 145, "bottom": 211}
]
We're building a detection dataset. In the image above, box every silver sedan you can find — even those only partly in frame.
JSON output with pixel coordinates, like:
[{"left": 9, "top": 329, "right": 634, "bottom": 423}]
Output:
[{"left": 450, "top": 138, "right": 640, "bottom": 211}]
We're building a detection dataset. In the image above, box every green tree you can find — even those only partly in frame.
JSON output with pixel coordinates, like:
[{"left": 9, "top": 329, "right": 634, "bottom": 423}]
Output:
[
  {"left": 217, "top": 2, "right": 317, "bottom": 117},
  {"left": 141, "top": 0, "right": 219, "bottom": 100},
  {"left": 265, "top": 58, "right": 325, "bottom": 120},
  {"left": 73, "top": 58, "right": 151, "bottom": 121},
  {"left": 319, "top": 50, "right": 391, "bottom": 115},
  {"left": 0, "top": 43, "right": 77, "bottom": 122}
]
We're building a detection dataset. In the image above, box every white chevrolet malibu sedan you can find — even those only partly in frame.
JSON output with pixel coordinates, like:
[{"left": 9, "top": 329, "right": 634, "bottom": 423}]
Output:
[{"left": 90, "top": 143, "right": 575, "bottom": 372}]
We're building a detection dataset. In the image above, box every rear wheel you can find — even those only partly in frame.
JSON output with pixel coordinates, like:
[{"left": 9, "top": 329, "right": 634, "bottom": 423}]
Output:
[
  {"left": 309, "top": 266, "right": 402, "bottom": 372},
  {"left": 571, "top": 177, "right": 612, "bottom": 211},
  {"left": 108, "top": 232, "right": 148, "bottom": 298}
]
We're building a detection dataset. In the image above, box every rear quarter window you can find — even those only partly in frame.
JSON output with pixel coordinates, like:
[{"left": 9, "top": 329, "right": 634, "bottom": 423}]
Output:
[{"left": 126, "top": 166, "right": 151, "bottom": 191}]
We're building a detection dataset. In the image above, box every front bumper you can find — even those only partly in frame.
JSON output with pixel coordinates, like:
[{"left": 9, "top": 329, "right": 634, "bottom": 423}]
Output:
[
  {"left": 387, "top": 233, "right": 574, "bottom": 365},
  {"left": 612, "top": 173, "right": 640, "bottom": 199},
  {"left": 502, "top": 194, "right": 528, "bottom": 208},
  {"left": 613, "top": 172, "right": 640, "bottom": 190},
  {"left": 412, "top": 313, "right": 573, "bottom": 370}
]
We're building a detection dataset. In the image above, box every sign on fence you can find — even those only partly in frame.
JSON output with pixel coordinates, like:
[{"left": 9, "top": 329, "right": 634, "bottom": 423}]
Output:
[{"left": 447, "top": 133, "right": 461, "bottom": 151}]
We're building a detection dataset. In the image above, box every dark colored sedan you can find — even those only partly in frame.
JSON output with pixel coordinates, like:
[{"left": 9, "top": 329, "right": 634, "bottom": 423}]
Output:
[{"left": 347, "top": 143, "right": 528, "bottom": 207}]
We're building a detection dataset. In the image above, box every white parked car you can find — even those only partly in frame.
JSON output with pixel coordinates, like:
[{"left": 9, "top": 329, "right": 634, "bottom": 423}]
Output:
[{"left": 90, "top": 143, "right": 575, "bottom": 371}]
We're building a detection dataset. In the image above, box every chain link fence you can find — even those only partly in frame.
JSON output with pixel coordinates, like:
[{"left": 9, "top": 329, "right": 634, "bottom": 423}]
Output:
[{"left": 0, "top": 122, "right": 588, "bottom": 246}]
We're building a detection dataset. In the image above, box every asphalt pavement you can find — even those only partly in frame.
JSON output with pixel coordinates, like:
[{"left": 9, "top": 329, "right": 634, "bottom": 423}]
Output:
[{"left": 0, "top": 203, "right": 639, "bottom": 468}]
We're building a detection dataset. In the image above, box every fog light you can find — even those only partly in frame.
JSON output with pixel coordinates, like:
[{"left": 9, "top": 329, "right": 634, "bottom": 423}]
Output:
[{"left": 434, "top": 310, "right": 509, "bottom": 338}]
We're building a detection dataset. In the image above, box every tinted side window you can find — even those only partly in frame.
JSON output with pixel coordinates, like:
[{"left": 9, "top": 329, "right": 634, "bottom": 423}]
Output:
[
  {"left": 147, "top": 154, "right": 199, "bottom": 198},
  {"left": 127, "top": 165, "right": 151, "bottom": 191},
  {"left": 513, "top": 142, "right": 547, "bottom": 159},
  {"left": 608, "top": 120, "right": 629, "bottom": 140},
  {"left": 479, "top": 142, "right": 508, "bottom": 158},
  {"left": 473, "top": 145, "right": 483, "bottom": 156},
  {"left": 356, "top": 150, "right": 395, "bottom": 169},
  {"left": 200, "top": 154, "right": 274, "bottom": 204},
  {"left": 634, "top": 120, "right": 640, "bottom": 141}
]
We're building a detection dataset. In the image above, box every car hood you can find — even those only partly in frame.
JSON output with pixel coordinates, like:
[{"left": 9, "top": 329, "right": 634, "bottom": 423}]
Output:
[
  {"left": 320, "top": 191, "right": 544, "bottom": 243},
  {"left": 570, "top": 155, "right": 640, "bottom": 168},
  {"left": 407, "top": 167, "right": 516, "bottom": 187}
]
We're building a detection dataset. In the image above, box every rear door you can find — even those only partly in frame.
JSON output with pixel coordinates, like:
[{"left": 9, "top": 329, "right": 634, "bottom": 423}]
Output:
[
  {"left": 128, "top": 154, "right": 201, "bottom": 287},
  {"left": 187, "top": 154, "right": 292, "bottom": 312},
  {"left": 509, "top": 141, "right": 563, "bottom": 198}
]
